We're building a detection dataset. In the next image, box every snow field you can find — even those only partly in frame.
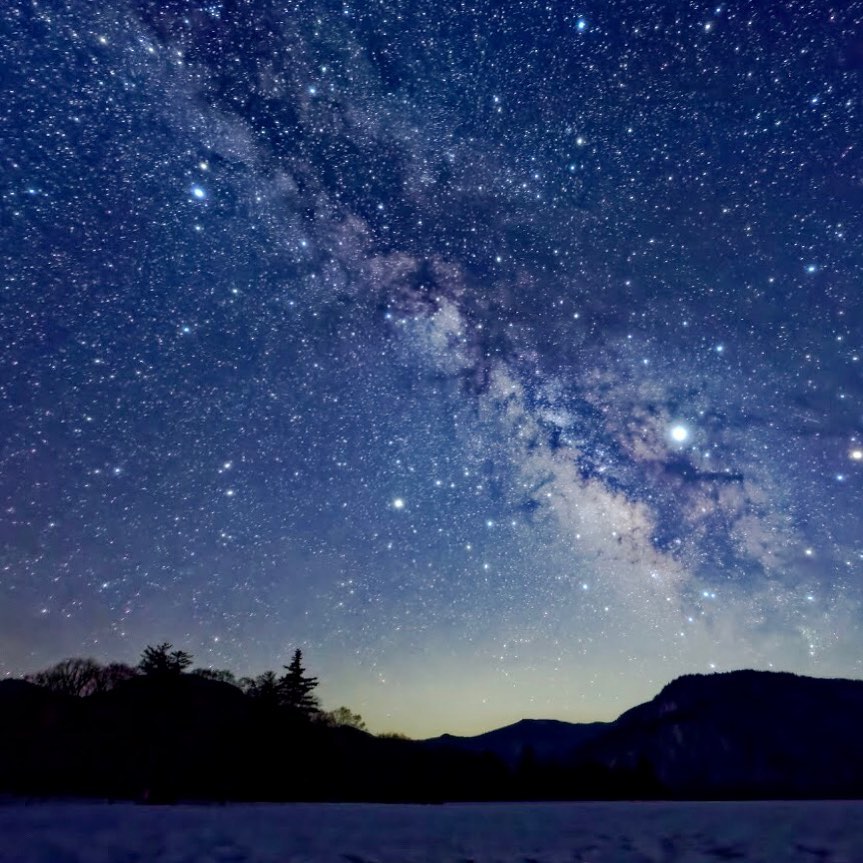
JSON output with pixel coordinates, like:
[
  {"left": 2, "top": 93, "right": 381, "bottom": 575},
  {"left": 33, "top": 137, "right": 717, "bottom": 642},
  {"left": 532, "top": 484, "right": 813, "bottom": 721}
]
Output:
[{"left": 0, "top": 800, "right": 861, "bottom": 863}]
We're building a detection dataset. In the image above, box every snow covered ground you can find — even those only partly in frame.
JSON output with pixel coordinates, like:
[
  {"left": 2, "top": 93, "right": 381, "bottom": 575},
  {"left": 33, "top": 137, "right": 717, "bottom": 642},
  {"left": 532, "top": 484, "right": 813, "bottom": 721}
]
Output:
[{"left": 0, "top": 800, "right": 861, "bottom": 862}]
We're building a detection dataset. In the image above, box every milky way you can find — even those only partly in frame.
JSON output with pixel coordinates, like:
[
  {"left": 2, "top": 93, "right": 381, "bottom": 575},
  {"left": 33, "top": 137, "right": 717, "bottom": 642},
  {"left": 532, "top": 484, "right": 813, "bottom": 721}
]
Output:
[{"left": 2, "top": 0, "right": 862, "bottom": 735}]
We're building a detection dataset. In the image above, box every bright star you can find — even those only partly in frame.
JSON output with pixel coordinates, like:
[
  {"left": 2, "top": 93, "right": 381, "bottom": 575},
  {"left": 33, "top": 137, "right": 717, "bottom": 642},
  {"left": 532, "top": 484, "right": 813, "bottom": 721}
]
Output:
[
  {"left": 392, "top": 498, "right": 405, "bottom": 510},
  {"left": 670, "top": 424, "right": 689, "bottom": 443},
  {"left": 851, "top": 449, "right": 863, "bottom": 461}
]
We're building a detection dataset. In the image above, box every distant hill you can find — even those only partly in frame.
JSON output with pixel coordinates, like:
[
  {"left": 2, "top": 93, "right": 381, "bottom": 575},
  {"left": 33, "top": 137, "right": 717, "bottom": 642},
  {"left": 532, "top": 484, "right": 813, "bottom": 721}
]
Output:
[
  {"left": 574, "top": 670, "right": 863, "bottom": 797},
  {"left": 425, "top": 718, "right": 609, "bottom": 767},
  {"left": 3, "top": 669, "right": 863, "bottom": 800},
  {"left": 422, "top": 670, "right": 863, "bottom": 798}
]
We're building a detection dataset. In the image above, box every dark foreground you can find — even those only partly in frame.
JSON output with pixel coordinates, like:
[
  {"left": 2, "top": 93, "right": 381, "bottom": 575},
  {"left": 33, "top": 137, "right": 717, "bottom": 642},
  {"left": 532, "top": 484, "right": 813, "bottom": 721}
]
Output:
[
  {"left": 1, "top": 800, "right": 862, "bottom": 862},
  {"left": 7, "top": 671, "right": 863, "bottom": 802}
]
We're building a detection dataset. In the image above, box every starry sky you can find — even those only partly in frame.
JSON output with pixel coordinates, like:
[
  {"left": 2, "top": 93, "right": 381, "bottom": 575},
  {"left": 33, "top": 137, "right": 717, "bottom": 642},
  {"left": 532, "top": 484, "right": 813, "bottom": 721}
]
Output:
[{"left": 2, "top": 0, "right": 863, "bottom": 737}]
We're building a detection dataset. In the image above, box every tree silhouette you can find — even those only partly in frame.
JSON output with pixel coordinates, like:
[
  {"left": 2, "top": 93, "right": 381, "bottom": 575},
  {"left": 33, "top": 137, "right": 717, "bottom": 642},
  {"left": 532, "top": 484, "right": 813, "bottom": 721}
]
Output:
[
  {"left": 25, "top": 658, "right": 139, "bottom": 696},
  {"left": 94, "top": 662, "right": 139, "bottom": 692},
  {"left": 241, "top": 670, "right": 277, "bottom": 696},
  {"left": 25, "top": 657, "right": 103, "bottom": 697},
  {"left": 240, "top": 670, "right": 282, "bottom": 711},
  {"left": 325, "top": 706, "right": 367, "bottom": 730},
  {"left": 278, "top": 649, "right": 319, "bottom": 718},
  {"left": 191, "top": 668, "right": 237, "bottom": 685},
  {"left": 138, "top": 642, "right": 193, "bottom": 677}
]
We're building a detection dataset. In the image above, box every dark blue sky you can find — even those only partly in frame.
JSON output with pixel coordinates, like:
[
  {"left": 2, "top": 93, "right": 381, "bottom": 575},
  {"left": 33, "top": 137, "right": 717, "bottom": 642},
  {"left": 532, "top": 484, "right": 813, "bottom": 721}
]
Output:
[{"left": 2, "top": 0, "right": 862, "bottom": 734}]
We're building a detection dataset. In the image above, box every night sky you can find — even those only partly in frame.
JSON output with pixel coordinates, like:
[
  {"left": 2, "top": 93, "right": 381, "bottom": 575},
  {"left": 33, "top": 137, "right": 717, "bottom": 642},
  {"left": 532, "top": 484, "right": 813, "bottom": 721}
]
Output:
[{"left": 2, "top": 0, "right": 863, "bottom": 737}]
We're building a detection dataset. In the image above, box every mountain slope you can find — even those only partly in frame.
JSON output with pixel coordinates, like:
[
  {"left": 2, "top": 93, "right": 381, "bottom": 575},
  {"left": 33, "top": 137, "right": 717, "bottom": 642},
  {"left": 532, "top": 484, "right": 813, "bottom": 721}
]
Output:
[
  {"left": 425, "top": 670, "right": 863, "bottom": 797},
  {"left": 574, "top": 670, "right": 863, "bottom": 797},
  {"left": 4, "top": 669, "right": 863, "bottom": 799},
  {"left": 425, "top": 718, "right": 609, "bottom": 767}
]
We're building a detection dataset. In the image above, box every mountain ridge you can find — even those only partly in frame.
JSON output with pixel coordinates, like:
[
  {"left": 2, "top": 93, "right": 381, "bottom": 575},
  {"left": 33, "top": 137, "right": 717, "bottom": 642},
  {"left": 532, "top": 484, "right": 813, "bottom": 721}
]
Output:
[
  {"left": 4, "top": 668, "right": 863, "bottom": 800},
  {"left": 424, "top": 669, "right": 863, "bottom": 797}
]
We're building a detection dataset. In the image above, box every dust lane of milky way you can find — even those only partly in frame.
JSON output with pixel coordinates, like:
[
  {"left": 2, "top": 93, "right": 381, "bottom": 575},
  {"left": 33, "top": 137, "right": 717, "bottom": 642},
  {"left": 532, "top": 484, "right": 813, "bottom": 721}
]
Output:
[{"left": 1, "top": 0, "right": 862, "bottom": 736}]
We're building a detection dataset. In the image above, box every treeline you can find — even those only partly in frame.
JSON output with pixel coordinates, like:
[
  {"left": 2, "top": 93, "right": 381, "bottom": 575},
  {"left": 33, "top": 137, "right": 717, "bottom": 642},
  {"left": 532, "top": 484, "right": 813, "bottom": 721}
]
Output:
[
  {"left": 23, "top": 644, "right": 366, "bottom": 730},
  {"left": 2, "top": 643, "right": 506, "bottom": 803},
  {"left": 2, "top": 644, "right": 663, "bottom": 803}
]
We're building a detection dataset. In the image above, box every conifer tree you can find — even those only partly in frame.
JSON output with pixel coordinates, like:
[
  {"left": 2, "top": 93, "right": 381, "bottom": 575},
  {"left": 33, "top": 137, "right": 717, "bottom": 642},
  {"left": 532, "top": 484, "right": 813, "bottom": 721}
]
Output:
[
  {"left": 138, "top": 642, "right": 193, "bottom": 677},
  {"left": 278, "top": 649, "right": 319, "bottom": 718}
]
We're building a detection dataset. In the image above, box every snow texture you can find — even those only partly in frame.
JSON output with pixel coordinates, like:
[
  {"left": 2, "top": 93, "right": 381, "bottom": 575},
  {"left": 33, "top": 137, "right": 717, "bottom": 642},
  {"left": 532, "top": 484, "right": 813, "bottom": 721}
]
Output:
[{"left": 0, "top": 801, "right": 861, "bottom": 862}]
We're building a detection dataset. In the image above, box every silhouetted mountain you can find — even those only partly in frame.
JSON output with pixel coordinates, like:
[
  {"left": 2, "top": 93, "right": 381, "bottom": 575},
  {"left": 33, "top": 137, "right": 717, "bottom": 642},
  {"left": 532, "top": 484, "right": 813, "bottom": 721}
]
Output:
[
  {"left": 2, "top": 669, "right": 863, "bottom": 801},
  {"left": 572, "top": 670, "right": 863, "bottom": 798},
  {"left": 425, "top": 670, "right": 863, "bottom": 798},
  {"left": 426, "top": 718, "right": 609, "bottom": 767}
]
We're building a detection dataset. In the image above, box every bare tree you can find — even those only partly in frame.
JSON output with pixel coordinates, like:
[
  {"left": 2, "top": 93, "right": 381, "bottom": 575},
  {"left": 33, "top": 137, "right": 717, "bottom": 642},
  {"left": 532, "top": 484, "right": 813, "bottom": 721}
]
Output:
[
  {"left": 93, "top": 662, "right": 138, "bottom": 692},
  {"left": 323, "top": 706, "right": 367, "bottom": 731},
  {"left": 26, "top": 657, "right": 103, "bottom": 697}
]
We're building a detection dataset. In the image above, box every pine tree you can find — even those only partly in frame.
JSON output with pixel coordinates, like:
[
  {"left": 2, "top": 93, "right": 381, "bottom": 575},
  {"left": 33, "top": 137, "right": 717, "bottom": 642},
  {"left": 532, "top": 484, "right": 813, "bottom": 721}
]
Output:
[
  {"left": 138, "top": 642, "right": 193, "bottom": 677},
  {"left": 278, "top": 649, "right": 319, "bottom": 718}
]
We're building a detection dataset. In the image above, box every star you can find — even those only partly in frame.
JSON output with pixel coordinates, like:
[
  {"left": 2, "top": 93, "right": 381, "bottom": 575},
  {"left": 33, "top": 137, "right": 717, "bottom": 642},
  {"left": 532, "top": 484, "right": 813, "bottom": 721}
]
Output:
[
  {"left": 5, "top": 0, "right": 863, "bottom": 741},
  {"left": 670, "top": 425, "right": 689, "bottom": 444}
]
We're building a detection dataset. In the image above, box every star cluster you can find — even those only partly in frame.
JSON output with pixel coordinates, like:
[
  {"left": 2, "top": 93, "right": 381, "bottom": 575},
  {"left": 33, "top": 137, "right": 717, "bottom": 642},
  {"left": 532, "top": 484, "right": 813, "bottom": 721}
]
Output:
[{"left": 1, "top": 0, "right": 862, "bottom": 735}]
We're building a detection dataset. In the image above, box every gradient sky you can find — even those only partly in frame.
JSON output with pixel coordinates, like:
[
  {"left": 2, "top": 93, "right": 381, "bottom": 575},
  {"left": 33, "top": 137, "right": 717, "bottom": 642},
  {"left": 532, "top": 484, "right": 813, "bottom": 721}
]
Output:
[{"left": 2, "top": 0, "right": 863, "bottom": 737}]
